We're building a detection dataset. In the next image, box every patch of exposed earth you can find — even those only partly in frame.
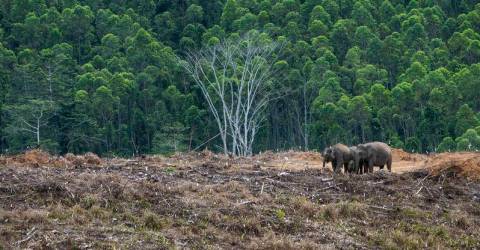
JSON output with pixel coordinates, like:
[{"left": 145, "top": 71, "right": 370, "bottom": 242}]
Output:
[{"left": 0, "top": 150, "right": 479, "bottom": 249}]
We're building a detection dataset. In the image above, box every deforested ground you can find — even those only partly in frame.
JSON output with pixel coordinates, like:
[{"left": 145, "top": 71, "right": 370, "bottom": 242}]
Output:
[{"left": 1, "top": 150, "right": 479, "bottom": 249}]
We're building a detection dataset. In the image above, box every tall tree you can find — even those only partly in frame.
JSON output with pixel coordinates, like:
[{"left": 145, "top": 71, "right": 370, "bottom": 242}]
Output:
[{"left": 182, "top": 33, "right": 282, "bottom": 156}]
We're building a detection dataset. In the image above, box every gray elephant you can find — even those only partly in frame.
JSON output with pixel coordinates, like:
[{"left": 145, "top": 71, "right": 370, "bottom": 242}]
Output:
[
  {"left": 322, "top": 143, "right": 356, "bottom": 173},
  {"left": 347, "top": 146, "right": 364, "bottom": 174},
  {"left": 356, "top": 142, "right": 392, "bottom": 173}
]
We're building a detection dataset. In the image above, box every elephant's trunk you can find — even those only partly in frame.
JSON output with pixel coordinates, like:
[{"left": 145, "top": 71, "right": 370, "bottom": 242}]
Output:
[{"left": 323, "top": 158, "right": 326, "bottom": 168}]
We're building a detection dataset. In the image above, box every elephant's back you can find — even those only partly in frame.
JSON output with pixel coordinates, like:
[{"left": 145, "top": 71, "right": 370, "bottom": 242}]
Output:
[
  {"left": 366, "top": 142, "right": 392, "bottom": 164},
  {"left": 333, "top": 143, "right": 349, "bottom": 151},
  {"left": 366, "top": 142, "right": 391, "bottom": 154}
]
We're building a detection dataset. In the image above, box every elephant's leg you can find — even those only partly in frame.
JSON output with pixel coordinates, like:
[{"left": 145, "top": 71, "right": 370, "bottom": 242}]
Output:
[
  {"left": 335, "top": 160, "right": 343, "bottom": 173},
  {"left": 353, "top": 158, "right": 360, "bottom": 174},
  {"left": 345, "top": 162, "right": 350, "bottom": 173},
  {"left": 387, "top": 158, "right": 392, "bottom": 172},
  {"left": 368, "top": 160, "right": 374, "bottom": 173}
]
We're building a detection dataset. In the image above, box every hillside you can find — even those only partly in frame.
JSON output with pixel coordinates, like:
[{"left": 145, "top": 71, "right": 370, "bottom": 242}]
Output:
[
  {"left": 1, "top": 1, "right": 480, "bottom": 156},
  {"left": 1, "top": 150, "right": 479, "bottom": 249}
]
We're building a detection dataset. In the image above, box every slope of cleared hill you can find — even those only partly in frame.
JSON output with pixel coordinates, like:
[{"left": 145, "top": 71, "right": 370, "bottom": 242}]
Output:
[{"left": 0, "top": 150, "right": 479, "bottom": 249}]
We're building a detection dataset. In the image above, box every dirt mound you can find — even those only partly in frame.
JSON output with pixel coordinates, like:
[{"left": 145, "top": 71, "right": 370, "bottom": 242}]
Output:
[
  {"left": 2, "top": 149, "right": 55, "bottom": 167},
  {"left": 0, "top": 155, "right": 6, "bottom": 166},
  {"left": 17, "top": 149, "right": 51, "bottom": 165},
  {"left": 427, "top": 152, "right": 480, "bottom": 180},
  {"left": 392, "top": 148, "right": 426, "bottom": 162},
  {"left": 0, "top": 150, "right": 103, "bottom": 168},
  {"left": 254, "top": 150, "right": 323, "bottom": 162},
  {"left": 84, "top": 152, "right": 102, "bottom": 165},
  {"left": 63, "top": 152, "right": 103, "bottom": 166}
]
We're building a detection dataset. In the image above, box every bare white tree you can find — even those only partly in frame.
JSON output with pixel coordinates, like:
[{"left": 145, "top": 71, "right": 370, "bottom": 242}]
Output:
[
  {"left": 181, "top": 34, "right": 282, "bottom": 156},
  {"left": 6, "top": 99, "right": 56, "bottom": 147}
]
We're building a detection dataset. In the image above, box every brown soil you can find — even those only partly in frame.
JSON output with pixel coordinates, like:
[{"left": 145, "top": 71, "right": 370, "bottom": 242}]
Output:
[
  {"left": 426, "top": 152, "right": 480, "bottom": 180},
  {"left": 0, "top": 150, "right": 479, "bottom": 249},
  {"left": 391, "top": 148, "right": 428, "bottom": 162}
]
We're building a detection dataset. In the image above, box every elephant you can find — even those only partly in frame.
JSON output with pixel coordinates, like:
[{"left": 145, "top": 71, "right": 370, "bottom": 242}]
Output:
[
  {"left": 347, "top": 146, "right": 364, "bottom": 174},
  {"left": 356, "top": 142, "right": 392, "bottom": 173},
  {"left": 322, "top": 143, "right": 356, "bottom": 173}
]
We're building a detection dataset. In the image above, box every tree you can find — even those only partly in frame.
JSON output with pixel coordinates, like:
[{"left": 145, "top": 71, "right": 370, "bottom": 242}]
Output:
[
  {"left": 437, "top": 137, "right": 455, "bottom": 152},
  {"left": 5, "top": 99, "right": 57, "bottom": 147},
  {"left": 352, "top": 2, "right": 375, "bottom": 27},
  {"left": 181, "top": 33, "right": 282, "bottom": 156},
  {"left": 0, "top": 44, "right": 16, "bottom": 151},
  {"left": 392, "top": 82, "right": 415, "bottom": 139},
  {"left": 381, "top": 32, "right": 406, "bottom": 86},
  {"left": 354, "top": 65, "right": 388, "bottom": 95},
  {"left": 455, "top": 104, "right": 479, "bottom": 137},
  {"left": 185, "top": 4, "right": 204, "bottom": 24},
  {"left": 456, "top": 129, "right": 480, "bottom": 151},
  {"left": 348, "top": 95, "right": 372, "bottom": 142},
  {"left": 354, "top": 26, "right": 375, "bottom": 49},
  {"left": 330, "top": 19, "right": 352, "bottom": 62},
  {"left": 152, "top": 122, "right": 188, "bottom": 154},
  {"left": 221, "top": 0, "right": 240, "bottom": 32},
  {"left": 453, "top": 64, "right": 480, "bottom": 111},
  {"left": 310, "top": 5, "right": 331, "bottom": 26},
  {"left": 405, "top": 22, "right": 427, "bottom": 50},
  {"left": 380, "top": 0, "right": 395, "bottom": 23},
  {"left": 60, "top": 4, "right": 94, "bottom": 62},
  {"left": 154, "top": 11, "right": 177, "bottom": 43}
]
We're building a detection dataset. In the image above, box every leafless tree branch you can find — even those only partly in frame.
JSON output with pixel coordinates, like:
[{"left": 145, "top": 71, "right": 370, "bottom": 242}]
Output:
[{"left": 180, "top": 34, "right": 283, "bottom": 156}]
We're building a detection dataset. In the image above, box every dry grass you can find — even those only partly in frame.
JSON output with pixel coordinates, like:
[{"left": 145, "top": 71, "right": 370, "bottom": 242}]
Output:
[
  {"left": 0, "top": 151, "right": 479, "bottom": 249},
  {"left": 427, "top": 152, "right": 480, "bottom": 180},
  {"left": 391, "top": 148, "right": 427, "bottom": 162}
]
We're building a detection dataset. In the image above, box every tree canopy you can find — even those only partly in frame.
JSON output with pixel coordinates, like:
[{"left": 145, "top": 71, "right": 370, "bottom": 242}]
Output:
[{"left": 1, "top": 0, "right": 480, "bottom": 155}]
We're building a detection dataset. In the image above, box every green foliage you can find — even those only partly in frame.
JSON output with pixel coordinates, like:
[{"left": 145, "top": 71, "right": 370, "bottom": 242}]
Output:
[
  {"left": 0, "top": 0, "right": 479, "bottom": 155},
  {"left": 456, "top": 129, "right": 480, "bottom": 151},
  {"left": 275, "top": 209, "right": 286, "bottom": 221},
  {"left": 437, "top": 137, "right": 456, "bottom": 152}
]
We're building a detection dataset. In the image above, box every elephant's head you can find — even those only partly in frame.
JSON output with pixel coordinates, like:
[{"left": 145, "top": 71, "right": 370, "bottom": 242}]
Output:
[{"left": 322, "top": 146, "right": 334, "bottom": 168}]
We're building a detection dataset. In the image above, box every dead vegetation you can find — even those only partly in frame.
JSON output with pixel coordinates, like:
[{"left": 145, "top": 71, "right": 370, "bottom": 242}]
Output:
[
  {"left": 0, "top": 150, "right": 103, "bottom": 168},
  {"left": 0, "top": 150, "right": 479, "bottom": 249},
  {"left": 391, "top": 148, "right": 427, "bottom": 162},
  {"left": 426, "top": 152, "right": 480, "bottom": 180}
]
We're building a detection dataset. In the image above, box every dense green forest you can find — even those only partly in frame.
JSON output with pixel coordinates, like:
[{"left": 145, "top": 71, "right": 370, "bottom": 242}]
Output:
[{"left": 0, "top": 0, "right": 480, "bottom": 156}]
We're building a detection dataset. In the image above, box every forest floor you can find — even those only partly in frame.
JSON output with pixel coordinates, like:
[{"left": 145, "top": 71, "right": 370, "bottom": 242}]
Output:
[{"left": 1, "top": 149, "right": 480, "bottom": 249}]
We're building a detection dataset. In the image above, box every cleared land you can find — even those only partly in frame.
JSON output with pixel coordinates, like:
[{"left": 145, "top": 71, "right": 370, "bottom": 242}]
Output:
[{"left": 0, "top": 150, "right": 479, "bottom": 249}]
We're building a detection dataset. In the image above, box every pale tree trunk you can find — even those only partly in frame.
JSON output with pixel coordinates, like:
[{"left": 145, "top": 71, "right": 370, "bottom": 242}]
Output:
[
  {"left": 20, "top": 105, "right": 45, "bottom": 147},
  {"left": 181, "top": 34, "right": 282, "bottom": 156}
]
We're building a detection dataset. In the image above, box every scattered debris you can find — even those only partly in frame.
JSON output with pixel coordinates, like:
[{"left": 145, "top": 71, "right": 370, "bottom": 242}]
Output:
[
  {"left": 427, "top": 152, "right": 480, "bottom": 180},
  {"left": 0, "top": 150, "right": 479, "bottom": 249}
]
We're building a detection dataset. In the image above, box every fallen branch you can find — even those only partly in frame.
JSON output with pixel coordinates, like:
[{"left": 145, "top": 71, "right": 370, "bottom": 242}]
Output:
[
  {"left": 318, "top": 185, "right": 336, "bottom": 192},
  {"left": 368, "top": 205, "right": 395, "bottom": 212},
  {"left": 15, "top": 227, "right": 36, "bottom": 245},
  {"left": 370, "top": 210, "right": 390, "bottom": 216},
  {"left": 236, "top": 200, "right": 254, "bottom": 206},
  {"left": 415, "top": 186, "right": 423, "bottom": 196}
]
